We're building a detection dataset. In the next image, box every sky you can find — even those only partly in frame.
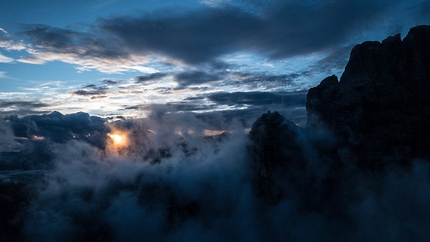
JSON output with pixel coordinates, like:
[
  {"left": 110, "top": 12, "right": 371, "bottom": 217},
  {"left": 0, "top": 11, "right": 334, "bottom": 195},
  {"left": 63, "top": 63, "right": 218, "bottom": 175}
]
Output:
[{"left": 1, "top": 0, "right": 429, "bottom": 119}]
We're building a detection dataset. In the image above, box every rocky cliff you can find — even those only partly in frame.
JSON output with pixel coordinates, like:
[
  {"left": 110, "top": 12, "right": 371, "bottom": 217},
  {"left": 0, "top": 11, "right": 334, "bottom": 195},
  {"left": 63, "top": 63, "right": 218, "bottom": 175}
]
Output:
[
  {"left": 306, "top": 25, "right": 430, "bottom": 169},
  {"left": 249, "top": 25, "right": 430, "bottom": 205}
]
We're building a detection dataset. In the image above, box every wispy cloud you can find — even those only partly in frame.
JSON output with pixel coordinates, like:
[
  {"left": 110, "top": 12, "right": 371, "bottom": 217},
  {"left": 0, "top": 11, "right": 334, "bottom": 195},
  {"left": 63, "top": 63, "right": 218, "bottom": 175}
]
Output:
[
  {"left": 0, "top": 28, "right": 25, "bottom": 51},
  {"left": 72, "top": 84, "right": 108, "bottom": 97},
  {"left": 0, "top": 53, "right": 13, "bottom": 63},
  {"left": 6, "top": 25, "right": 157, "bottom": 74},
  {"left": 18, "top": 50, "right": 158, "bottom": 74},
  {"left": 0, "top": 100, "right": 50, "bottom": 116}
]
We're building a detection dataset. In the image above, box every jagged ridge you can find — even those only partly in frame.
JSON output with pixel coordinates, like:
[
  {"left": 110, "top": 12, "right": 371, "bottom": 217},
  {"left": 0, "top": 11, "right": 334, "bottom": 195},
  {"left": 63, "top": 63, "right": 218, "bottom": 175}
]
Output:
[{"left": 249, "top": 25, "right": 430, "bottom": 204}]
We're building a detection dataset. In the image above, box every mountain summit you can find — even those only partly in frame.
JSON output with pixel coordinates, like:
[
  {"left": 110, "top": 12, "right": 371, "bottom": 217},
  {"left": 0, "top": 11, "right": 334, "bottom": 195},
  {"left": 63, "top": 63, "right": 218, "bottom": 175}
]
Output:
[
  {"left": 306, "top": 25, "right": 430, "bottom": 169},
  {"left": 249, "top": 25, "right": 430, "bottom": 206}
]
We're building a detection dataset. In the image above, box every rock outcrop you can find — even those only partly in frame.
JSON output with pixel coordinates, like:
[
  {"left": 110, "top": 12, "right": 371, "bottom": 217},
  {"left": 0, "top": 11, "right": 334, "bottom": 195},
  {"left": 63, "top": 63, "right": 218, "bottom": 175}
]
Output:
[
  {"left": 249, "top": 111, "right": 308, "bottom": 202},
  {"left": 306, "top": 25, "right": 430, "bottom": 169},
  {"left": 249, "top": 25, "right": 430, "bottom": 204}
]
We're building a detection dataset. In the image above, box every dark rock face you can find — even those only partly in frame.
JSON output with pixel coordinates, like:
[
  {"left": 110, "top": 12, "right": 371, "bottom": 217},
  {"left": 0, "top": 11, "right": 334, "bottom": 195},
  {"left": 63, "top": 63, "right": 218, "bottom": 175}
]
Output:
[
  {"left": 249, "top": 110, "right": 355, "bottom": 214},
  {"left": 0, "top": 181, "right": 32, "bottom": 241},
  {"left": 306, "top": 25, "right": 430, "bottom": 168},
  {"left": 249, "top": 25, "right": 430, "bottom": 205},
  {"left": 249, "top": 112, "right": 303, "bottom": 198}
]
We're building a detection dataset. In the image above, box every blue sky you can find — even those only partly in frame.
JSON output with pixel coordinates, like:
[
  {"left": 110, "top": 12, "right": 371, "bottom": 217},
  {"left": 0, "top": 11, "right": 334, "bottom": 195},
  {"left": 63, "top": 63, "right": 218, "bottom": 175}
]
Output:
[{"left": 1, "top": 0, "right": 429, "bottom": 119}]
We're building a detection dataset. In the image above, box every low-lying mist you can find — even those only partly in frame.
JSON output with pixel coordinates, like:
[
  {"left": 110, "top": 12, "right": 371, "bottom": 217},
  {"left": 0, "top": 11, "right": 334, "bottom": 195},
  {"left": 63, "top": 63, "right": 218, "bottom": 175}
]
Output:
[{"left": 1, "top": 107, "right": 430, "bottom": 242}]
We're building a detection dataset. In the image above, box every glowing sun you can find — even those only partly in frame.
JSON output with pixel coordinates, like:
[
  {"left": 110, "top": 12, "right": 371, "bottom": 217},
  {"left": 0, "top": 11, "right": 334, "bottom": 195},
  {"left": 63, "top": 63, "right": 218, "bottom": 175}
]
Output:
[{"left": 107, "top": 131, "right": 128, "bottom": 147}]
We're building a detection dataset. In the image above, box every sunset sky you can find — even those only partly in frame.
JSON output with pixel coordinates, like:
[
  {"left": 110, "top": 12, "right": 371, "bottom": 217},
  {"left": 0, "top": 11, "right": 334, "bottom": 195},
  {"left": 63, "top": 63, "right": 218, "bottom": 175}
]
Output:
[{"left": 1, "top": 0, "right": 429, "bottom": 118}]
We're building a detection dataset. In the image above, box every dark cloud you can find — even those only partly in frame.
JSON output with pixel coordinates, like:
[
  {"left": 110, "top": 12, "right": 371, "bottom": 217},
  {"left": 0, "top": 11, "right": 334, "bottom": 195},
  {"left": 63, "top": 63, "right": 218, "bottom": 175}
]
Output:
[
  {"left": 206, "top": 91, "right": 307, "bottom": 107},
  {"left": 120, "top": 89, "right": 307, "bottom": 125},
  {"left": 72, "top": 84, "right": 107, "bottom": 96},
  {"left": 0, "top": 101, "right": 49, "bottom": 109},
  {"left": 90, "top": 95, "right": 108, "bottom": 100},
  {"left": 174, "top": 71, "right": 221, "bottom": 87},
  {"left": 0, "top": 101, "right": 50, "bottom": 116},
  {"left": 99, "top": 0, "right": 406, "bottom": 64},
  {"left": 7, "top": 111, "right": 107, "bottom": 145},
  {"left": 22, "top": 25, "right": 77, "bottom": 49},
  {"left": 239, "top": 73, "right": 303, "bottom": 84},
  {"left": 101, "top": 79, "right": 120, "bottom": 85},
  {"left": 154, "top": 86, "right": 172, "bottom": 94},
  {"left": 19, "top": 0, "right": 423, "bottom": 67},
  {"left": 205, "top": 91, "right": 308, "bottom": 126},
  {"left": 135, "top": 73, "right": 169, "bottom": 83},
  {"left": 72, "top": 90, "right": 106, "bottom": 96},
  {"left": 123, "top": 102, "right": 217, "bottom": 113},
  {"left": 0, "top": 111, "right": 108, "bottom": 173},
  {"left": 123, "top": 105, "right": 139, "bottom": 110},
  {"left": 20, "top": 24, "right": 127, "bottom": 59}
]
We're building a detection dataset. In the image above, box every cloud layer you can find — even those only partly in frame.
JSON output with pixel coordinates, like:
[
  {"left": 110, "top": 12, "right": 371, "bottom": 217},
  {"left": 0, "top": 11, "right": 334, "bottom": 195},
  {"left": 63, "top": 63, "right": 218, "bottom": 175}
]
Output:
[
  {"left": 99, "top": 0, "right": 417, "bottom": 64},
  {"left": 5, "top": 0, "right": 426, "bottom": 75},
  {"left": 1, "top": 109, "right": 430, "bottom": 241},
  {"left": 2, "top": 0, "right": 429, "bottom": 119}
]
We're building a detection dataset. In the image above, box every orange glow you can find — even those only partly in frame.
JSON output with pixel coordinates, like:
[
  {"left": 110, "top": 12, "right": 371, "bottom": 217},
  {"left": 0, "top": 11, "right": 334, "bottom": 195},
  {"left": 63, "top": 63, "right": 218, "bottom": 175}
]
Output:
[{"left": 107, "top": 130, "right": 129, "bottom": 149}]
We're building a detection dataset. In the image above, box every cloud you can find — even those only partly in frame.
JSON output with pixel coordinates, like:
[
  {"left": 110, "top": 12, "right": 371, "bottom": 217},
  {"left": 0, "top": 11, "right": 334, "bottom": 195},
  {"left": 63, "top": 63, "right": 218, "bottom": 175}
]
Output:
[
  {"left": 206, "top": 91, "right": 307, "bottom": 107},
  {"left": 101, "top": 79, "right": 121, "bottom": 85},
  {"left": 0, "top": 28, "right": 25, "bottom": 51},
  {"left": 93, "top": 71, "right": 311, "bottom": 120},
  {"left": 0, "top": 100, "right": 50, "bottom": 116},
  {"left": 135, "top": 73, "right": 169, "bottom": 84},
  {"left": 72, "top": 84, "right": 108, "bottom": 97},
  {"left": 7, "top": 111, "right": 107, "bottom": 146},
  {"left": 21, "top": 25, "right": 124, "bottom": 59},
  {"left": 2, "top": 109, "right": 430, "bottom": 241},
  {"left": 18, "top": 49, "right": 158, "bottom": 74},
  {"left": 17, "top": 25, "right": 158, "bottom": 74},
  {"left": 174, "top": 71, "right": 221, "bottom": 87},
  {"left": 99, "top": 0, "right": 411, "bottom": 64},
  {"left": 205, "top": 91, "right": 308, "bottom": 126},
  {"left": 0, "top": 53, "right": 13, "bottom": 63},
  {"left": 0, "top": 119, "right": 22, "bottom": 152},
  {"left": 310, "top": 46, "right": 352, "bottom": 74},
  {"left": 11, "top": 0, "right": 422, "bottom": 74},
  {"left": 237, "top": 72, "right": 303, "bottom": 86},
  {"left": 0, "top": 101, "right": 49, "bottom": 109}
]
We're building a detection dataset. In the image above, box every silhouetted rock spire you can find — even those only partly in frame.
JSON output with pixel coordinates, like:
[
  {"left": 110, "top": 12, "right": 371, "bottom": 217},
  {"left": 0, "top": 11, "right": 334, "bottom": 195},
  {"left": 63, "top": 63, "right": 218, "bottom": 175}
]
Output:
[
  {"left": 306, "top": 25, "right": 430, "bottom": 168},
  {"left": 248, "top": 24, "right": 430, "bottom": 208}
]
